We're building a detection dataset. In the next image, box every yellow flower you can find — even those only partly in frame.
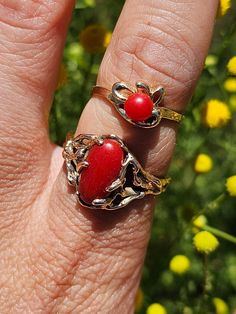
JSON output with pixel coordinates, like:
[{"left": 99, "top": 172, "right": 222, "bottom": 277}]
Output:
[
  {"left": 224, "top": 78, "right": 236, "bottom": 93},
  {"left": 226, "top": 175, "right": 236, "bottom": 197},
  {"left": 146, "top": 303, "right": 167, "bottom": 314},
  {"left": 56, "top": 64, "right": 67, "bottom": 90},
  {"left": 227, "top": 56, "right": 236, "bottom": 75},
  {"left": 201, "top": 99, "right": 231, "bottom": 128},
  {"left": 229, "top": 95, "right": 236, "bottom": 111},
  {"left": 193, "top": 231, "right": 219, "bottom": 254},
  {"left": 213, "top": 298, "right": 229, "bottom": 314},
  {"left": 205, "top": 55, "right": 218, "bottom": 68},
  {"left": 79, "top": 24, "right": 111, "bottom": 53},
  {"left": 194, "top": 154, "right": 213, "bottom": 173},
  {"left": 218, "top": 0, "right": 231, "bottom": 16},
  {"left": 192, "top": 215, "right": 207, "bottom": 233},
  {"left": 104, "top": 31, "right": 112, "bottom": 48},
  {"left": 135, "top": 287, "right": 144, "bottom": 312},
  {"left": 193, "top": 215, "right": 207, "bottom": 229},
  {"left": 169, "top": 255, "right": 190, "bottom": 275}
]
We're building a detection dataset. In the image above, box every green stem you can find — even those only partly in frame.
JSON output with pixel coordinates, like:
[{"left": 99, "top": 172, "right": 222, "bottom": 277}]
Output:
[
  {"left": 203, "top": 254, "right": 209, "bottom": 297},
  {"left": 208, "top": 68, "right": 228, "bottom": 100},
  {"left": 202, "top": 225, "right": 236, "bottom": 245},
  {"left": 186, "top": 172, "right": 198, "bottom": 190},
  {"left": 196, "top": 254, "right": 209, "bottom": 313},
  {"left": 199, "top": 193, "right": 226, "bottom": 215}
]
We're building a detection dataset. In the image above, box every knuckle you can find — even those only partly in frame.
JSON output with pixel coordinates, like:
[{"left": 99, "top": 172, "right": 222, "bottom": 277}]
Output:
[
  {"left": 103, "top": 15, "right": 202, "bottom": 107},
  {"left": 0, "top": 0, "right": 71, "bottom": 31},
  {"left": 0, "top": 1, "right": 73, "bottom": 91}
]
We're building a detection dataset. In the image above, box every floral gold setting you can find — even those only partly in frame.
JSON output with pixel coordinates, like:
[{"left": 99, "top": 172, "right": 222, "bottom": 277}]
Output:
[
  {"left": 63, "top": 133, "right": 170, "bottom": 210},
  {"left": 92, "top": 81, "right": 182, "bottom": 128}
]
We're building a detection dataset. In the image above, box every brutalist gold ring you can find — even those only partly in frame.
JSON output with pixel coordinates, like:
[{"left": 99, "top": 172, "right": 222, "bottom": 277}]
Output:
[
  {"left": 92, "top": 81, "right": 182, "bottom": 128},
  {"left": 63, "top": 134, "right": 170, "bottom": 210}
]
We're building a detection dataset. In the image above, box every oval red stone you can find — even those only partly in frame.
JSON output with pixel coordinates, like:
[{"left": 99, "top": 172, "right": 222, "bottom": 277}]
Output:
[
  {"left": 124, "top": 92, "right": 153, "bottom": 122},
  {"left": 79, "top": 139, "right": 124, "bottom": 204}
]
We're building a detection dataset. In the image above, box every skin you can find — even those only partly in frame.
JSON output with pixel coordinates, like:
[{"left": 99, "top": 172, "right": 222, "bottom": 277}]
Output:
[{"left": 0, "top": 0, "right": 218, "bottom": 313}]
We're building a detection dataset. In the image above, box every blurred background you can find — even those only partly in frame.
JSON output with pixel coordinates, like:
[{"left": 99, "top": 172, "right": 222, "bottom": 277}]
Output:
[{"left": 50, "top": 1, "right": 236, "bottom": 313}]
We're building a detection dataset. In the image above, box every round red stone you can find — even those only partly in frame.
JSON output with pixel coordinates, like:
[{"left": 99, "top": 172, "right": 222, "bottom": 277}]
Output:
[
  {"left": 124, "top": 92, "right": 153, "bottom": 122},
  {"left": 79, "top": 139, "right": 124, "bottom": 204}
]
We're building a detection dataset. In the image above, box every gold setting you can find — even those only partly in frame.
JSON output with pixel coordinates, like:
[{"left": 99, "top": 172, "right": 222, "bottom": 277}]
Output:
[
  {"left": 92, "top": 81, "right": 182, "bottom": 128},
  {"left": 63, "top": 134, "right": 170, "bottom": 210}
]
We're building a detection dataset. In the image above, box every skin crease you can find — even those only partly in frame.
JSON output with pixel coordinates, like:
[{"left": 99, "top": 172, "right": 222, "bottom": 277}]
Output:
[{"left": 0, "top": 0, "right": 218, "bottom": 313}]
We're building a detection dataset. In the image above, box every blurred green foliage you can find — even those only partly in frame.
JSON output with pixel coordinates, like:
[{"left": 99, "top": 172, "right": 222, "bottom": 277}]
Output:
[{"left": 50, "top": 1, "right": 236, "bottom": 313}]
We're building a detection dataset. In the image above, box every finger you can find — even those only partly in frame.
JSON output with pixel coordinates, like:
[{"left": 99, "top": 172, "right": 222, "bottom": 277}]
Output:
[
  {"left": 49, "top": 1, "right": 218, "bottom": 312},
  {"left": 78, "top": 1, "right": 216, "bottom": 174},
  {"left": 0, "top": 1, "right": 74, "bottom": 206}
]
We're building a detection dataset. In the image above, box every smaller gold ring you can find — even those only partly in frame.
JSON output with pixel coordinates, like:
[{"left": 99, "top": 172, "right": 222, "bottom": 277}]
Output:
[
  {"left": 92, "top": 82, "right": 182, "bottom": 128},
  {"left": 63, "top": 133, "right": 170, "bottom": 210}
]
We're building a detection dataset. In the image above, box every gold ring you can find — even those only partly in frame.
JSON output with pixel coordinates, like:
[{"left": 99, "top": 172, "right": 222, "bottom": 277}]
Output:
[
  {"left": 63, "top": 133, "right": 170, "bottom": 210},
  {"left": 92, "top": 81, "right": 182, "bottom": 128}
]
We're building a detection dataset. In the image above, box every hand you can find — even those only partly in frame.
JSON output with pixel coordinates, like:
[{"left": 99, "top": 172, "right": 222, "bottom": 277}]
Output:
[{"left": 0, "top": 1, "right": 218, "bottom": 312}]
